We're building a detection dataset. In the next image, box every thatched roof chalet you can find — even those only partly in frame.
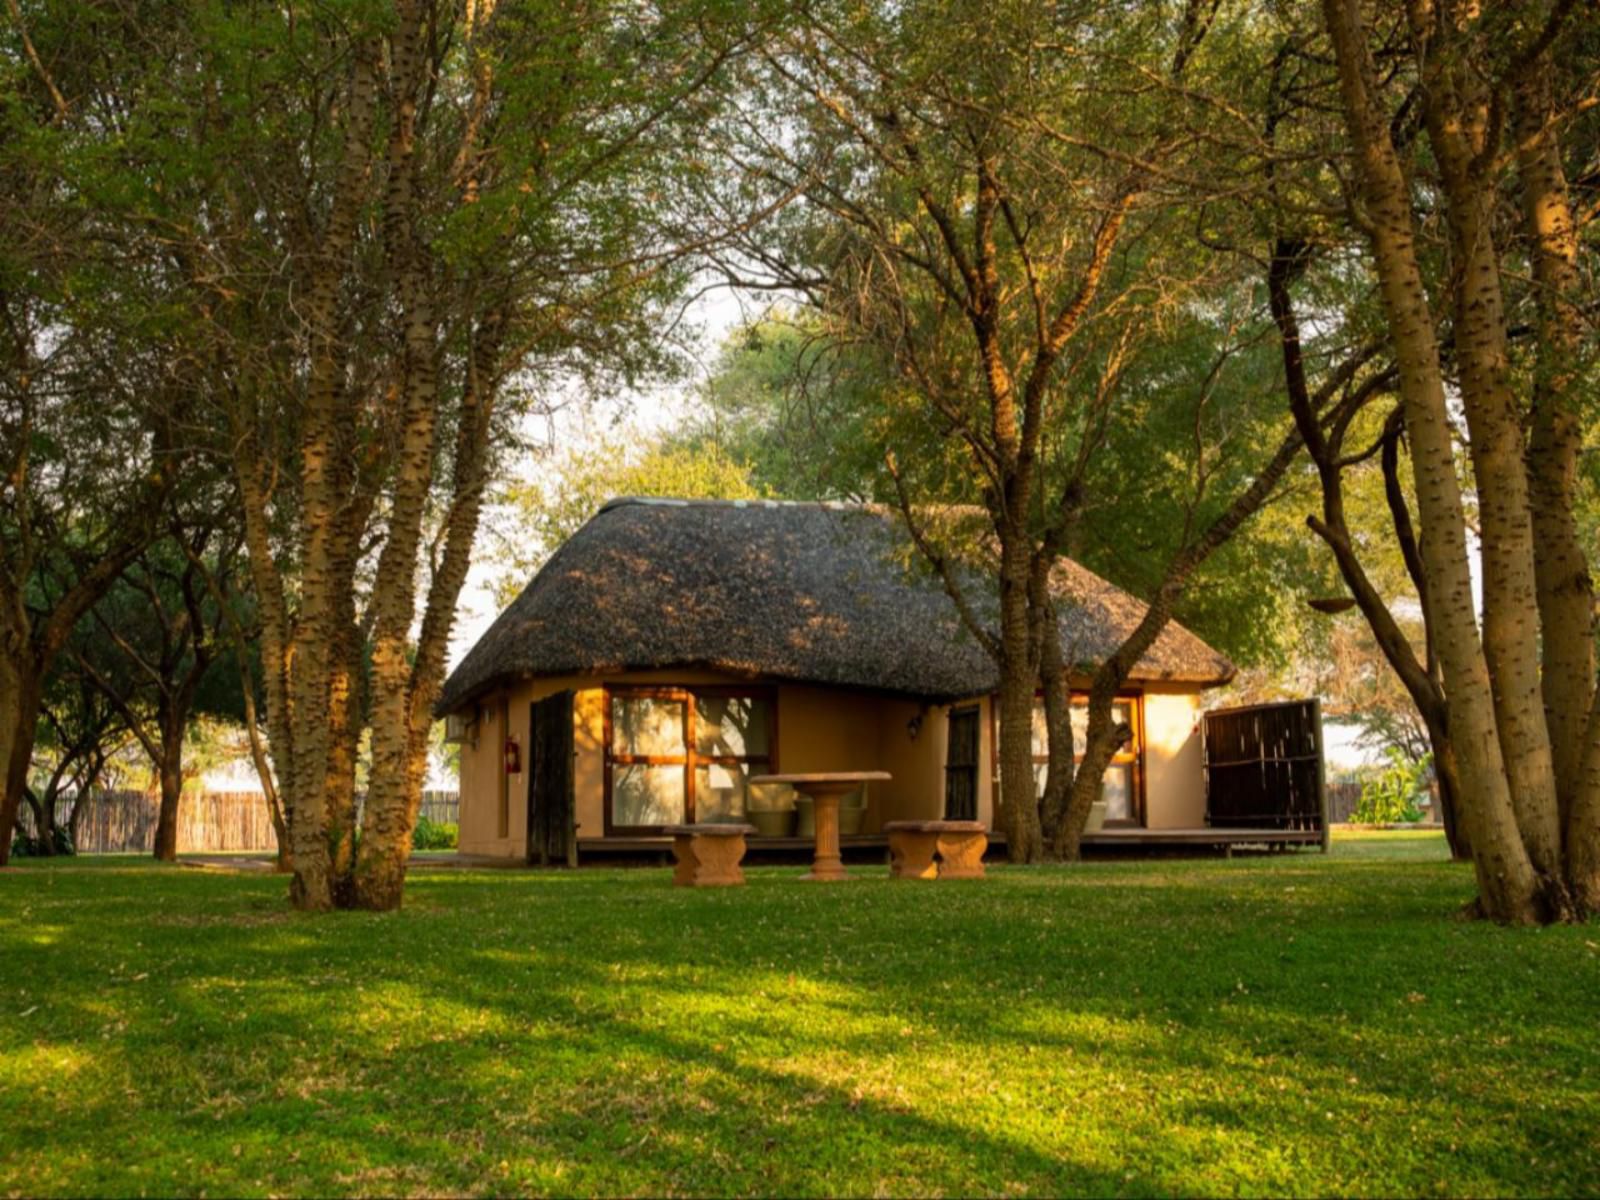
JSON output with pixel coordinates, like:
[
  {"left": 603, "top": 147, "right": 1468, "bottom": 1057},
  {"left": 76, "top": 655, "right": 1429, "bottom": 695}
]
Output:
[{"left": 437, "top": 498, "right": 1234, "bottom": 713}]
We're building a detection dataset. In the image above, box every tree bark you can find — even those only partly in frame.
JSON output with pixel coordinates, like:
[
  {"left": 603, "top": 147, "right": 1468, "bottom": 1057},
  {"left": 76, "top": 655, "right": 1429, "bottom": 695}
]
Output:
[
  {"left": 1323, "top": 0, "right": 1542, "bottom": 923},
  {"left": 0, "top": 652, "right": 44, "bottom": 866},
  {"left": 269, "top": 41, "right": 380, "bottom": 913},
  {"left": 352, "top": 0, "right": 445, "bottom": 910},
  {"left": 995, "top": 534, "right": 1044, "bottom": 863},
  {"left": 1514, "top": 55, "right": 1594, "bottom": 860},
  {"left": 1408, "top": 0, "right": 1562, "bottom": 885},
  {"left": 152, "top": 765, "right": 182, "bottom": 862}
]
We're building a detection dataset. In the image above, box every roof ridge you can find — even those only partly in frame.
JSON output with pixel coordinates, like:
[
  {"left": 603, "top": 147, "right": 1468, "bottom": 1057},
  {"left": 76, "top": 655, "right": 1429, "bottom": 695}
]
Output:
[{"left": 596, "top": 495, "right": 873, "bottom": 514}]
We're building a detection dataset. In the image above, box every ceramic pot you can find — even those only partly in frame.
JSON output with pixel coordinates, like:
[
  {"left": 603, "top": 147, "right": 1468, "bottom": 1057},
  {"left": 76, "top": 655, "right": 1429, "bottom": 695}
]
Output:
[{"left": 747, "top": 808, "right": 796, "bottom": 838}]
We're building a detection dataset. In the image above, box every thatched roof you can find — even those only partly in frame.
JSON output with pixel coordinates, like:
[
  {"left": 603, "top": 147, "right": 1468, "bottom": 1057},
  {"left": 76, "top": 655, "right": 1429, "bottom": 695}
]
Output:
[{"left": 437, "top": 498, "right": 1234, "bottom": 713}]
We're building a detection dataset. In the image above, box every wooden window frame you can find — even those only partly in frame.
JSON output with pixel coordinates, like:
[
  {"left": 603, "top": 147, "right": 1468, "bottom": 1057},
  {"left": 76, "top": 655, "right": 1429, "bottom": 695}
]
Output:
[
  {"left": 989, "top": 691, "right": 1147, "bottom": 828},
  {"left": 602, "top": 684, "right": 778, "bottom": 835}
]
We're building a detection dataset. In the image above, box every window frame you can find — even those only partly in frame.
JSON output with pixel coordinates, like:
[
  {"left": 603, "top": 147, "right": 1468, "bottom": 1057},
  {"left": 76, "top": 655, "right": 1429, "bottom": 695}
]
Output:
[
  {"left": 990, "top": 690, "right": 1147, "bottom": 828},
  {"left": 602, "top": 684, "right": 778, "bottom": 835}
]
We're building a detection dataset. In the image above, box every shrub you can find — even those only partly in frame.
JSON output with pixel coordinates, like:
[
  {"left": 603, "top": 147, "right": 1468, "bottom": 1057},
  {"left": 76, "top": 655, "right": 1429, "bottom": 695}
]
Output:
[
  {"left": 1353, "top": 749, "right": 1429, "bottom": 825},
  {"left": 411, "top": 815, "right": 458, "bottom": 851},
  {"left": 11, "top": 826, "right": 75, "bottom": 857}
]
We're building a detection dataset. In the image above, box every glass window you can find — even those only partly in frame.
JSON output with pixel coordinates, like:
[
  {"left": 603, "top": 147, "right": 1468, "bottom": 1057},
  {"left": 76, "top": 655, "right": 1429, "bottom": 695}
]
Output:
[
  {"left": 607, "top": 689, "right": 773, "bottom": 831},
  {"left": 695, "top": 695, "right": 770, "bottom": 758},
  {"left": 613, "top": 763, "right": 686, "bottom": 826},
  {"left": 612, "top": 697, "right": 685, "bottom": 756},
  {"left": 1025, "top": 696, "right": 1141, "bottom": 823},
  {"left": 694, "top": 762, "right": 751, "bottom": 824},
  {"left": 1102, "top": 763, "right": 1134, "bottom": 822}
]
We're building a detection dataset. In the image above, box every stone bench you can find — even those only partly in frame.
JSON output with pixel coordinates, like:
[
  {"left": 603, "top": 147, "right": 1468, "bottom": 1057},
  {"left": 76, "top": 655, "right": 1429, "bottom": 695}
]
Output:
[
  {"left": 883, "top": 820, "right": 988, "bottom": 880},
  {"left": 663, "top": 823, "right": 758, "bottom": 887}
]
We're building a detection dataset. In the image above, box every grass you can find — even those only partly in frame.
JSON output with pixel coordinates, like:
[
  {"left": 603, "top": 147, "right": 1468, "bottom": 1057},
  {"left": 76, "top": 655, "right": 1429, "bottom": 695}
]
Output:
[{"left": 2, "top": 831, "right": 1597, "bottom": 1198}]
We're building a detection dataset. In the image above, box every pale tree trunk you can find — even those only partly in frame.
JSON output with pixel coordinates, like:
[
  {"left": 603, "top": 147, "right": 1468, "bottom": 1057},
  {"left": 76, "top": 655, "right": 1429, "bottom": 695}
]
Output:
[
  {"left": 357, "top": 306, "right": 503, "bottom": 909},
  {"left": 268, "top": 43, "right": 380, "bottom": 913},
  {"left": 353, "top": 0, "right": 444, "bottom": 910},
  {"left": 323, "top": 608, "right": 363, "bottom": 894},
  {"left": 1514, "top": 53, "right": 1597, "bottom": 905},
  {"left": 1322, "top": 0, "right": 1541, "bottom": 923},
  {"left": 1409, "top": 0, "right": 1562, "bottom": 885}
]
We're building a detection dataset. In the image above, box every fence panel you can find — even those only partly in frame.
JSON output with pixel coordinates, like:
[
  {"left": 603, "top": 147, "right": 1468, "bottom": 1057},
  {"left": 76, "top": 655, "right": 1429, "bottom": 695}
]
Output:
[
  {"left": 1202, "top": 699, "right": 1326, "bottom": 838},
  {"left": 19, "top": 790, "right": 460, "bottom": 854}
]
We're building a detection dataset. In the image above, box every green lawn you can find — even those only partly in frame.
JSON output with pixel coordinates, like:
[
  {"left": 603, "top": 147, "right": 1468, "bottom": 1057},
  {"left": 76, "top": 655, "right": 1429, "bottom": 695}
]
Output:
[{"left": 3, "top": 832, "right": 1597, "bottom": 1198}]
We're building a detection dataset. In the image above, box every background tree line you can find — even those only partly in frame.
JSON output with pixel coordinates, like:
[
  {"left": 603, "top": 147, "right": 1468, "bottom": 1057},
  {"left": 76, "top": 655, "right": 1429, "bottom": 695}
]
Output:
[{"left": 3, "top": 0, "right": 1595, "bottom": 922}]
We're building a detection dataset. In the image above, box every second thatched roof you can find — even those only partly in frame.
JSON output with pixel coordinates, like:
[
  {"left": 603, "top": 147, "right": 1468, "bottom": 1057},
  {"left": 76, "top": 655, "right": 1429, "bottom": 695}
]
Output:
[{"left": 437, "top": 498, "right": 1234, "bottom": 713}]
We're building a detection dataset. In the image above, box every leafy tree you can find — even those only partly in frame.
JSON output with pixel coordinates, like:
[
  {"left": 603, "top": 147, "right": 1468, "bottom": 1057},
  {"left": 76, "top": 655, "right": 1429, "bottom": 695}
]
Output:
[
  {"left": 74, "top": 529, "right": 240, "bottom": 861},
  {"left": 698, "top": 0, "right": 1345, "bottom": 860},
  {"left": 60, "top": 0, "right": 768, "bottom": 909},
  {"left": 1312, "top": 0, "right": 1598, "bottom": 921},
  {"left": 0, "top": 2, "right": 184, "bottom": 863},
  {"left": 19, "top": 651, "right": 130, "bottom": 857}
]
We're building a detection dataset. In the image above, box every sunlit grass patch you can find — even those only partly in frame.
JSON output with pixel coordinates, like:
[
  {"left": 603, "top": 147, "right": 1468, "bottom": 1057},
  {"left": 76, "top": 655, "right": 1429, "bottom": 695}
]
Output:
[{"left": 1, "top": 832, "right": 1596, "bottom": 1198}]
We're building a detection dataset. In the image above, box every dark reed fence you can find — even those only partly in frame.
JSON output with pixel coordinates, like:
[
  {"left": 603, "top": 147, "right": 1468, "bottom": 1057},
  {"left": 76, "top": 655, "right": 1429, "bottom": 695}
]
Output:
[{"left": 1202, "top": 699, "right": 1327, "bottom": 844}]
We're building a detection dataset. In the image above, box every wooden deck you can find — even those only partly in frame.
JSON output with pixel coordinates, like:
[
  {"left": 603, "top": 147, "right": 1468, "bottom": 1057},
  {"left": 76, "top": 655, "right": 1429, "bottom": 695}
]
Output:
[{"left": 575, "top": 826, "right": 1323, "bottom": 860}]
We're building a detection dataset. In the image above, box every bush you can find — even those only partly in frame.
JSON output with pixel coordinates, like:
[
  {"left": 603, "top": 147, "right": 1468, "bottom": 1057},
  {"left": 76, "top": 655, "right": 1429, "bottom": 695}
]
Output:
[
  {"left": 411, "top": 815, "right": 458, "bottom": 851},
  {"left": 1353, "top": 749, "right": 1429, "bottom": 825},
  {"left": 11, "top": 825, "right": 75, "bottom": 857}
]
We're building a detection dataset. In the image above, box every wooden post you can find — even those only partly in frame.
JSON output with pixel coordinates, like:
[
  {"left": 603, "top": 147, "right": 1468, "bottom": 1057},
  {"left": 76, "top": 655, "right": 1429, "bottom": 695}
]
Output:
[{"left": 1313, "top": 697, "right": 1330, "bottom": 853}]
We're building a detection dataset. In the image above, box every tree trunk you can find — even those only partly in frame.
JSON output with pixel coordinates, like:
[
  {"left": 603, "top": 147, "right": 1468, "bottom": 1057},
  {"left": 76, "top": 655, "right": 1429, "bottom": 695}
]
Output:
[
  {"left": 1514, "top": 57, "right": 1594, "bottom": 840},
  {"left": 151, "top": 724, "right": 184, "bottom": 863},
  {"left": 150, "top": 755, "right": 180, "bottom": 857},
  {"left": 23, "top": 791, "right": 57, "bottom": 857},
  {"left": 1323, "top": 0, "right": 1541, "bottom": 923},
  {"left": 323, "top": 607, "right": 363, "bottom": 895},
  {"left": 1433, "top": 735, "right": 1470, "bottom": 862},
  {"left": 356, "top": 308, "right": 505, "bottom": 910},
  {"left": 351, "top": 0, "right": 456, "bottom": 911},
  {"left": 1569, "top": 709, "right": 1600, "bottom": 912},
  {"left": 1034, "top": 588, "right": 1077, "bottom": 848},
  {"left": 0, "top": 653, "right": 43, "bottom": 866},
  {"left": 995, "top": 533, "right": 1043, "bottom": 862},
  {"left": 1410, "top": 8, "right": 1562, "bottom": 887}
]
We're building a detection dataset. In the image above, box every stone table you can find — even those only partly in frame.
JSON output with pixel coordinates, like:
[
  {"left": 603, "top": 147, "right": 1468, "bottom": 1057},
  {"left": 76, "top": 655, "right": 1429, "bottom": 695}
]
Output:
[{"left": 748, "top": 771, "right": 891, "bottom": 881}]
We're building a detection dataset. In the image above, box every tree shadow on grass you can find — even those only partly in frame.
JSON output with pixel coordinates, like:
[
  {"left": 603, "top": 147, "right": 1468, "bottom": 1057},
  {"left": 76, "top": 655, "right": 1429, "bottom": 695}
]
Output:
[{"left": 2, "top": 858, "right": 1596, "bottom": 1196}]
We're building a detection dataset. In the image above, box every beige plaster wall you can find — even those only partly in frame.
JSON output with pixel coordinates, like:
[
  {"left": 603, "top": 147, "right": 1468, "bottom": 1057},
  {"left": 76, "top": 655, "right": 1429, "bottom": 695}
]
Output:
[
  {"left": 1141, "top": 688, "right": 1207, "bottom": 828},
  {"left": 450, "top": 674, "right": 1210, "bottom": 857}
]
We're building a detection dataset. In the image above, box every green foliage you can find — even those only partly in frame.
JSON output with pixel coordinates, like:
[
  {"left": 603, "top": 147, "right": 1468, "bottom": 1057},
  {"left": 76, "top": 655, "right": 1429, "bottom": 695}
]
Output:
[
  {"left": 3, "top": 835, "right": 1598, "bottom": 1196},
  {"left": 9, "top": 825, "right": 74, "bottom": 858},
  {"left": 670, "top": 315, "right": 893, "bottom": 502},
  {"left": 410, "top": 815, "right": 458, "bottom": 851},
  {"left": 1353, "top": 749, "right": 1431, "bottom": 825},
  {"left": 491, "top": 439, "right": 764, "bottom": 604}
]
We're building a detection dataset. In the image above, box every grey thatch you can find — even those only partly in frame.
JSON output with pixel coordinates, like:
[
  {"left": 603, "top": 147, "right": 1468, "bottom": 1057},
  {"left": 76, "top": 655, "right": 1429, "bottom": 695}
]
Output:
[{"left": 437, "top": 498, "right": 1234, "bottom": 713}]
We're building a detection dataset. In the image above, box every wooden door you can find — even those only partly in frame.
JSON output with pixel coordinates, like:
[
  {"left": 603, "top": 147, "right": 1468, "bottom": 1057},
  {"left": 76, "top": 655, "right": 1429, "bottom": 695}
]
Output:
[
  {"left": 944, "top": 705, "right": 980, "bottom": 821},
  {"left": 526, "top": 690, "right": 575, "bottom": 865}
]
